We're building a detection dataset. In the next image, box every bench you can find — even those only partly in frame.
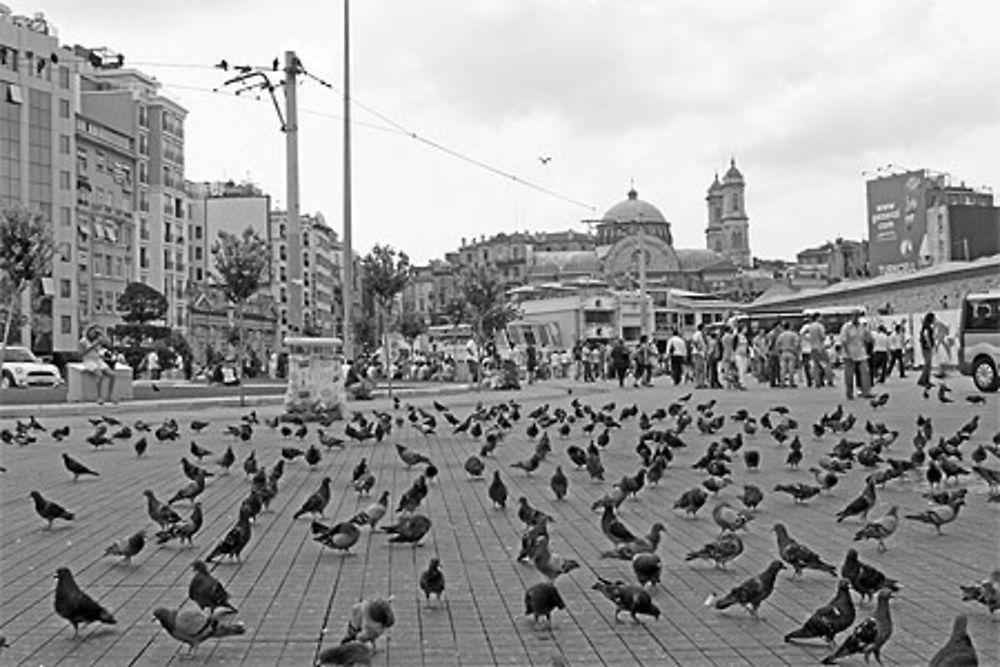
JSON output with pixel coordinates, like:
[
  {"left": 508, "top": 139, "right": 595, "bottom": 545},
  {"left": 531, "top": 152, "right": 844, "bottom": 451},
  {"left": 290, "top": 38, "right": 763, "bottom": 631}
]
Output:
[{"left": 66, "top": 363, "right": 134, "bottom": 403}]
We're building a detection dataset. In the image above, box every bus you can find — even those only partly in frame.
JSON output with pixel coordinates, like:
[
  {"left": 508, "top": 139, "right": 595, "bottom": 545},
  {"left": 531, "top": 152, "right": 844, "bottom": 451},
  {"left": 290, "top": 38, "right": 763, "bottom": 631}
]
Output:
[{"left": 958, "top": 290, "right": 1000, "bottom": 392}]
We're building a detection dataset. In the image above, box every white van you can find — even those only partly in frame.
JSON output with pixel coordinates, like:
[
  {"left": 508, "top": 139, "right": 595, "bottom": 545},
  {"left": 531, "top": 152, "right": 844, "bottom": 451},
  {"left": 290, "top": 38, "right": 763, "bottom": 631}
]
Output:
[{"left": 958, "top": 290, "right": 1000, "bottom": 392}]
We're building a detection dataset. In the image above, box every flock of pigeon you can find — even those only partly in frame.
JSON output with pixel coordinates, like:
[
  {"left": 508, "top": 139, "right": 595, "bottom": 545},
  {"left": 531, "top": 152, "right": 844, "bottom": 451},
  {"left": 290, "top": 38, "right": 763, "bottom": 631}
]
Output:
[{"left": 2, "top": 382, "right": 999, "bottom": 666}]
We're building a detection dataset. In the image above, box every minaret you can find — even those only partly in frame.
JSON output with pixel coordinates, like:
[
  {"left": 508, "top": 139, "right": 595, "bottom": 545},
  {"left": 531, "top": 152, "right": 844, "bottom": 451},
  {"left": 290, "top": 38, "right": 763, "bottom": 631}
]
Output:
[
  {"left": 705, "top": 173, "right": 724, "bottom": 254},
  {"left": 719, "top": 157, "right": 751, "bottom": 267}
]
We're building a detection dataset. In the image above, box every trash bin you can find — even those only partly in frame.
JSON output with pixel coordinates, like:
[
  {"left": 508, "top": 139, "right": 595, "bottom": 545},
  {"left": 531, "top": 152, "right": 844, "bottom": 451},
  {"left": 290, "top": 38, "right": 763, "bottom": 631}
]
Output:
[{"left": 283, "top": 337, "right": 346, "bottom": 422}]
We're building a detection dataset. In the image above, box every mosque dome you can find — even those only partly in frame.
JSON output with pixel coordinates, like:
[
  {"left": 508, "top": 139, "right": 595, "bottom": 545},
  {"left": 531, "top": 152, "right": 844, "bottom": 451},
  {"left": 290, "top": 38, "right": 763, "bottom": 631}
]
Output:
[{"left": 601, "top": 188, "right": 667, "bottom": 224}]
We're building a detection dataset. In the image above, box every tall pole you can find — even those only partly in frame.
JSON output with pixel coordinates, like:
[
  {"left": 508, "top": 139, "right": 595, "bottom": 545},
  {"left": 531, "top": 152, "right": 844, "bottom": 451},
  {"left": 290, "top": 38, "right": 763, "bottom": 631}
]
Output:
[
  {"left": 341, "top": 0, "right": 355, "bottom": 359},
  {"left": 637, "top": 226, "right": 648, "bottom": 338},
  {"left": 285, "top": 50, "right": 303, "bottom": 338}
]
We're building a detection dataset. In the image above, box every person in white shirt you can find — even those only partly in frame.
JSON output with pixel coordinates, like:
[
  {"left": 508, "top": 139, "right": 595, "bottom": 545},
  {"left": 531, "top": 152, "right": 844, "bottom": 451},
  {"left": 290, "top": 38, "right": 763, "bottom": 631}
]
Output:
[
  {"left": 666, "top": 330, "right": 687, "bottom": 386},
  {"left": 885, "top": 324, "right": 906, "bottom": 379},
  {"left": 798, "top": 322, "right": 813, "bottom": 387},
  {"left": 870, "top": 325, "right": 890, "bottom": 383},
  {"left": 690, "top": 324, "right": 707, "bottom": 388}
]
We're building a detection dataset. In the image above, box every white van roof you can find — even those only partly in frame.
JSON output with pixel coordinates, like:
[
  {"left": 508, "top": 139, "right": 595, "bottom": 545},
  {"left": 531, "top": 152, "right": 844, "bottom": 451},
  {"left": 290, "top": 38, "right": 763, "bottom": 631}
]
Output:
[{"left": 965, "top": 291, "right": 1000, "bottom": 301}]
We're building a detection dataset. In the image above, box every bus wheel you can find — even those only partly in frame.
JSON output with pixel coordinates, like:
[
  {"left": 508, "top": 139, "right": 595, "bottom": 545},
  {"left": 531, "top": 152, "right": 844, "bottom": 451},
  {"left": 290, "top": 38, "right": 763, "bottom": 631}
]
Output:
[{"left": 972, "top": 357, "right": 998, "bottom": 392}]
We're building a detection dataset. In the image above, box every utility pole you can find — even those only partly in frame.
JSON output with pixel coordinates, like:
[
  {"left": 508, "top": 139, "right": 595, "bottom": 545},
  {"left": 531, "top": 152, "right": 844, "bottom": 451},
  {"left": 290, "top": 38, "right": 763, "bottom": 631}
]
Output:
[
  {"left": 284, "top": 50, "right": 303, "bottom": 336},
  {"left": 341, "top": 0, "right": 355, "bottom": 358}
]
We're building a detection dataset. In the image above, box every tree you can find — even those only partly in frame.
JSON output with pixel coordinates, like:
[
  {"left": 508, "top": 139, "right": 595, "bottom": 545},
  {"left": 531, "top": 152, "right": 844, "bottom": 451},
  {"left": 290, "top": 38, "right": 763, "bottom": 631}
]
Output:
[
  {"left": 398, "top": 311, "right": 427, "bottom": 346},
  {"left": 360, "top": 245, "right": 410, "bottom": 397},
  {"left": 0, "top": 206, "right": 53, "bottom": 363},
  {"left": 118, "top": 281, "right": 168, "bottom": 324},
  {"left": 449, "top": 266, "right": 520, "bottom": 387},
  {"left": 213, "top": 227, "right": 270, "bottom": 405}
]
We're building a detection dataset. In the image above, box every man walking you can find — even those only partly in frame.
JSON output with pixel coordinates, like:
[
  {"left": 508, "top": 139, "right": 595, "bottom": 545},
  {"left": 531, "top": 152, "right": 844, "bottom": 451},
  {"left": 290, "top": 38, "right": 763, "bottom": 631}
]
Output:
[
  {"left": 666, "top": 329, "right": 687, "bottom": 386},
  {"left": 691, "top": 324, "right": 707, "bottom": 388},
  {"left": 839, "top": 312, "right": 873, "bottom": 400},
  {"left": 775, "top": 321, "right": 800, "bottom": 388},
  {"left": 803, "top": 313, "right": 829, "bottom": 388}
]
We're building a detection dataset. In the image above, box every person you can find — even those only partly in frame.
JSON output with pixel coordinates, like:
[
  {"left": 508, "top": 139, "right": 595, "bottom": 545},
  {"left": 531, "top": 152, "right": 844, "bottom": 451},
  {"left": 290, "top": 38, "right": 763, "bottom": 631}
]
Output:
[
  {"left": 345, "top": 358, "right": 375, "bottom": 400},
  {"left": 609, "top": 338, "right": 630, "bottom": 388},
  {"left": 525, "top": 342, "right": 537, "bottom": 384},
  {"left": 839, "top": 312, "right": 873, "bottom": 400},
  {"left": 145, "top": 349, "right": 161, "bottom": 381},
  {"left": 719, "top": 325, "right": 736, "bottom": 389},
  {"left": 733, "top": 326, "right": 750, "bottom": 390},
  {"left": 666, "top": 329, "right": 687, "bottom": 386},
  {"left": 886, "top": 323, "right": 906, "bottom": 379},
  {"left": 78, "top": 324, "right": 117, "bottom": 404},
  {"left": 918, "top": 312, "right": 936, "bottom": 387},
  {"left": 634, "top": 335, "right": 652, "bottom": 387},
  {"left": 870, "top": 325, "right": 889, "bottom": 383},
  {"left": 798, "top": 321, "right": 813, "bottom": 387},
  {"left": 775, "top": 320, "right": 800, "bottom": 388},
  {"left": 803, "top": 313, "right": 829, "bottom": 388},
  {"left": 690, "top": 324, "right": 707, "bottom": 389}
]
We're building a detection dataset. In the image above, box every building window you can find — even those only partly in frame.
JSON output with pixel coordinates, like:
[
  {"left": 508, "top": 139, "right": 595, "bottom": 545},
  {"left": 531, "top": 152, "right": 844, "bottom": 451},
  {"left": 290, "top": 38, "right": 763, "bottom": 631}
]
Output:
[
  {"left": 61, "top": 315, "right": 72, "bottom": 335},
  {"left": 59, "top": 170, "right": 71, "bottom": 190},
  {"left": 58, "top": 66, "right": 70, "bottom": 89},
  {"left": 59, "top": 134, "right": 70, "bottom": 154},
  {"left": 58, "top": 98, "right": 70, "bottom": 118},
  {"left": 194, "top": 246, "right": 202, "bottom": 261},
  {"left": 164, "top": 221, "right": 172, "bottom": 243},
  {"left": 195, "top": 267, "right": 203, "bottom": 281},
  {"left": 194, "top": 225, "right": 202, "bottom": 240},
  {"left": 139, "top": 247, "right": 148, "bottom": 268},
  {"left": 59, "top": 279, "right": 72, "bottom": 298},
  {"left": 60, "top": 206, "right": 71, "bottom": 227}
]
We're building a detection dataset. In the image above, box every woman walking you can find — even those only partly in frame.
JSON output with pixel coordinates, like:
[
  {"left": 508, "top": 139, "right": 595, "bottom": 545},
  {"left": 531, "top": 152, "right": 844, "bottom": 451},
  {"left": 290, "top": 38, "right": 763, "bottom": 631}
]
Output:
[{"left": 79, "top": 325, "right": 116, "bottom": 404}]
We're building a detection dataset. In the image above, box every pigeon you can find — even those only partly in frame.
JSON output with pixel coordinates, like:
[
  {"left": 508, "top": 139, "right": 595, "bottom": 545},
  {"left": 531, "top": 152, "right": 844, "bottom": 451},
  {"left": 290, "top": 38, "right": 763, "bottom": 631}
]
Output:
[
  {"left": 61, "top": 453, "right": 99, "bottom": 481},
  {"left": 312, "top": 520, "right": 362, "bottom": 553},
  {"left": 674, "top": 487, "right": 708, "bottom": 516},
  {"left": 168, "top": 471, "right": 207, "bottom": 505},
  {"left": 905, "top": 497, "right": 966, "bottom": 534},
  {"left": 928, "top": 614, "right": 978, "bottom": 667},
  {"left": 181, "top": 456, "right": 214, "bottom": 481},
  {"left": 712, "top": 502, "right": 752, "bottom": 534},
  {"left": 972, "top": 464, "right": 1000, "bottom": 492},
  {"left": 517, "top": 497, "right": 553, "bottom": 527},
  {"left": 822, "top": 588, "right": 894, "bottom": 664},
  {"left": 396, "top": 444, "right": 431, "bottom": 468},
  {"left": 852, "top": 506, "right": 900, "bottom": 552},
  {"left": 841, "top": 550, "right": 898, "bottom": 604},
  {"left": 632, "top": 553, "right": 662, "bottom": 587},
  {"left": 30, "top": 490, "right": 75, "bottom": 529},
  {"left": 343, "top": 598, "right": 395, "bottom": 649},
  {"left": 600, "top": 523, "right": 666, "bottom": 559},
  {"left": 419, "top": 558, "right": 446, "bottom": 606},
  {"left": 104, "top": 529, "right": 146, "bottom": 564},
  {"left": 524, "top": 582, "right": 565, "bottom": 627},
  {"left": 836, "top": 477, "right": 877, "bottom": 522},
  {"left": 294, "top": 477, "right": 332, "bottom": 519},
  {"left": 566, "top": 445, "right": 587, "bottom": 468},
  {"left": 316, "top": 641, "right": 374, "bottom": 666},
  {"left": 785, "top": 578, "right": 856, "bottom": 645},
  {"left": 774, "top": 483, "right": 821, "bottom": 504},
  {"left": 190, "top": 441, "right": 212, "bottom": 461},
  {"left": 156, "top": 502, "right": 203, "bottom": 546},
  {"left": 305, "top": 444, "right": 322, "bottom": 467},
  {"left": 353, "top": 471, "right": 376, "bottom": 495},
  {"left": 774, "top": 523, "right": 837, "bottom": 577},
  {"left": 243, "top": 451, "right": 258, "bottom": 477},
  {"left": 743, "top": 450, "right": 761, "bottom": 471},
  {"left": 550, "top": 465, "right": 568, "bottom": 500},
  {"left": 349, "top": 491, "right": 389, "bottom": 529},
  {"left": 601, "top": 505, "right": 638, "bottom": 544},
  {"left": 133, "top": 436, "right": 148, "bottom": 458},
  {"left": 488, "top": 470, "right": 508, "bottom": 509},
  {"left": 511, "top": 452, "right": 543, "bottom": 475},
  {"left": 685, "top": 532, "right": 745, "bottom": 569},
  {"left": 205, "top": 504, "right": 253, "bottom": 562},
  {"left": 739, "top": 484, "right": 764, "bottom": 511},
  {"left": 381, "top": 513, "right": 432, "bottom": 545},
  {"left": 592, "top": 577, "right": 661, "bottom": 623},
  {"left": 189, "top": 560, "right": 237, "bottom": 613},
  {"left": 396, "top": 475, "right": 428, "bottom": 513},
  {"left": 53, "top": 567, "right": 117, "bottom": 637},
  {"left": 215, "top": 446, "right": 235, "bottom": 472},
  {"left": 710, "top": 560, "right": 785, "bottom": 618},
  {"left": 281, "top": 446, "right": 305, "bottom": 461},
  {"left": 959, "top": 569, "right": 1000, "bottom": 615},
  {"left": 532, "top": 534, "right": 579, "bottom": 581},
  {"left": 152, "top": 606, "right": 245, "bottom": 655},
  {"left": 811, "top": 466, "right": 840, "bottom": 493},
  {"left": 464, "top": 455, "right": 486, "bottom": 478}
]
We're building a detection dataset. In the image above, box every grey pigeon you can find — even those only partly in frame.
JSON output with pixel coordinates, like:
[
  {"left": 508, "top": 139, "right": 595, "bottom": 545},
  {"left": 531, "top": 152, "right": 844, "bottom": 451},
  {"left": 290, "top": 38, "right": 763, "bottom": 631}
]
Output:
[
  {"left": 152, "top": 606, "right": 245, "bottom": 656},
  {"left": 54, "top": 567, "right": 116, "bottom": 637},
  {"left": 30, "top": 491, "right": 74, "bottom": 529},
  {"left": 928, "top": 614, "right": 978, "bottom": 667},
  {"left": 189, "top": 560, "right": 237, "bottom": 614}
]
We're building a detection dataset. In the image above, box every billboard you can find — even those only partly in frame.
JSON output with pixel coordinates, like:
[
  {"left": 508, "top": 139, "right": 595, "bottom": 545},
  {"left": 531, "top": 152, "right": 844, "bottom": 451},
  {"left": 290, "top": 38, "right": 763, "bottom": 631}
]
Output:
[{"left": 866, "top": 171, "right": 928, "bottom": 275}]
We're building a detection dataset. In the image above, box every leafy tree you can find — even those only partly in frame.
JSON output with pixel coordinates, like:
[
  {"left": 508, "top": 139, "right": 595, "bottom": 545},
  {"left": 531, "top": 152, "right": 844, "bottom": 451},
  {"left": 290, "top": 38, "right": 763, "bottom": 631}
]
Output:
[
  {"left": 118, "top": 281, "right": 168, "bottom": 324},
  {"left": 213, "top": 227, "right": 270, "bottom": 405},
  {"left": 398, "top": 311, "right": 427, "bottom": 346},
  {"left": 360, "top": 245, "right": 410, "bottom": 396},
  {"left": 449, "top": 266, "right": 521, "bottom": 386},
  {"left": 352, "top": 317, "right": 376, "bottom": 352},
  {"left": 0, "top": 206, "right": 53, "bottom": 364}
]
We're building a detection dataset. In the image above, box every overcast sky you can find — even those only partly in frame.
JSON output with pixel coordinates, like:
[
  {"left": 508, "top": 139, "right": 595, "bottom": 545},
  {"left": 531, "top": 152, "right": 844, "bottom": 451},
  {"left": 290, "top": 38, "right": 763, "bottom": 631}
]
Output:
[{"left": 33, "top": 0, "right": 1000, "bottom": 263}]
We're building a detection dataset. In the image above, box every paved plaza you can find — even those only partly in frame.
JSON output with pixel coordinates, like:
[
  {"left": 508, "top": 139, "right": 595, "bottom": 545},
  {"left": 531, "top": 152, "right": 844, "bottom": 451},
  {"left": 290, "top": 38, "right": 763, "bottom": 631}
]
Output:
[{"left": 1, "top": 375, "right": 997, "bottom": 666}]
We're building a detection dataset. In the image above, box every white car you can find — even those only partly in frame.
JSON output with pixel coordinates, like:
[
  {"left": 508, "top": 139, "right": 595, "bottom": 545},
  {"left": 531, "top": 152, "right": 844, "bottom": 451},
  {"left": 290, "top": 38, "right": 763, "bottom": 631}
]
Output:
[{"left": 1, "top": 346, "right": 64, "bottom": 388}]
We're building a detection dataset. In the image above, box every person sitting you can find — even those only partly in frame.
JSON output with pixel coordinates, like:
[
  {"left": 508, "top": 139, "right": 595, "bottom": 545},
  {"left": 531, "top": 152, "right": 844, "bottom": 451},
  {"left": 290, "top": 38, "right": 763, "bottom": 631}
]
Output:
[
  {"left": 345, "top": 359, "right": 374, "bottom": 400},
  {"left": 78, "top": 325, "right": 117, "bottom": 404}
]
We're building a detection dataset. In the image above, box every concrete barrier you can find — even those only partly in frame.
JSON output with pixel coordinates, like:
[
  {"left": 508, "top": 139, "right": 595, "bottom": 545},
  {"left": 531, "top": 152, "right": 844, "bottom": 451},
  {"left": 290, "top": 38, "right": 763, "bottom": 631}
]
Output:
[{"left": 66, "top": 363, "right": 134, "bottom": 403}]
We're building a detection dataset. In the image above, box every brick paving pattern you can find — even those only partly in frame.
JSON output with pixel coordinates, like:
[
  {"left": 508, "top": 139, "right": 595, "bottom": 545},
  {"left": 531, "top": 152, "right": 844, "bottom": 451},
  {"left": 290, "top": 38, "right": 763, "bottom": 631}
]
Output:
[{"left": 1, "top": 376, "right": 997, "bottom": 665}]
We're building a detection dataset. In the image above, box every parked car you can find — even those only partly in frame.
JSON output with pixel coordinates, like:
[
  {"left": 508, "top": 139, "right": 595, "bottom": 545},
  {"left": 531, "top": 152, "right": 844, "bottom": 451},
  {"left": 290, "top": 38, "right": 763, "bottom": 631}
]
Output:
[
  {"left": 1, "top": 346, "right": 65, "bottom": 388},
  {"left": 958, "top": 290, "right": 1000, "bottom": 392}
]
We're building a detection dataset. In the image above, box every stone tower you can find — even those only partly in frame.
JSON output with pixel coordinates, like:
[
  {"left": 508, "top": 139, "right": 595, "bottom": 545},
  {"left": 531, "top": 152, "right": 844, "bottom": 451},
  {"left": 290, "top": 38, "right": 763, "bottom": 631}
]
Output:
[{"left": 705, "top": 158, "right": 751, "bottom": 268}]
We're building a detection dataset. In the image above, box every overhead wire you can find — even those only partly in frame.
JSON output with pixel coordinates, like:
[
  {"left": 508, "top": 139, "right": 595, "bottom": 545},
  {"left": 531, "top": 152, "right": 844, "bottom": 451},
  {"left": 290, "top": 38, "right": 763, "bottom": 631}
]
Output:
[{"left": 136, "top": 59, "right": 599, "bottom": 213}]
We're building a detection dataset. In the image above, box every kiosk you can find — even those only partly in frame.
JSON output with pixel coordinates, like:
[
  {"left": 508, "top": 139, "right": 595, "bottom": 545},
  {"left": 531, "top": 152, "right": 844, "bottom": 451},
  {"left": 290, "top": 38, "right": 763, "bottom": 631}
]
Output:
[{"left": 283, "top": 337, "right": 345, "bottom": 421}]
